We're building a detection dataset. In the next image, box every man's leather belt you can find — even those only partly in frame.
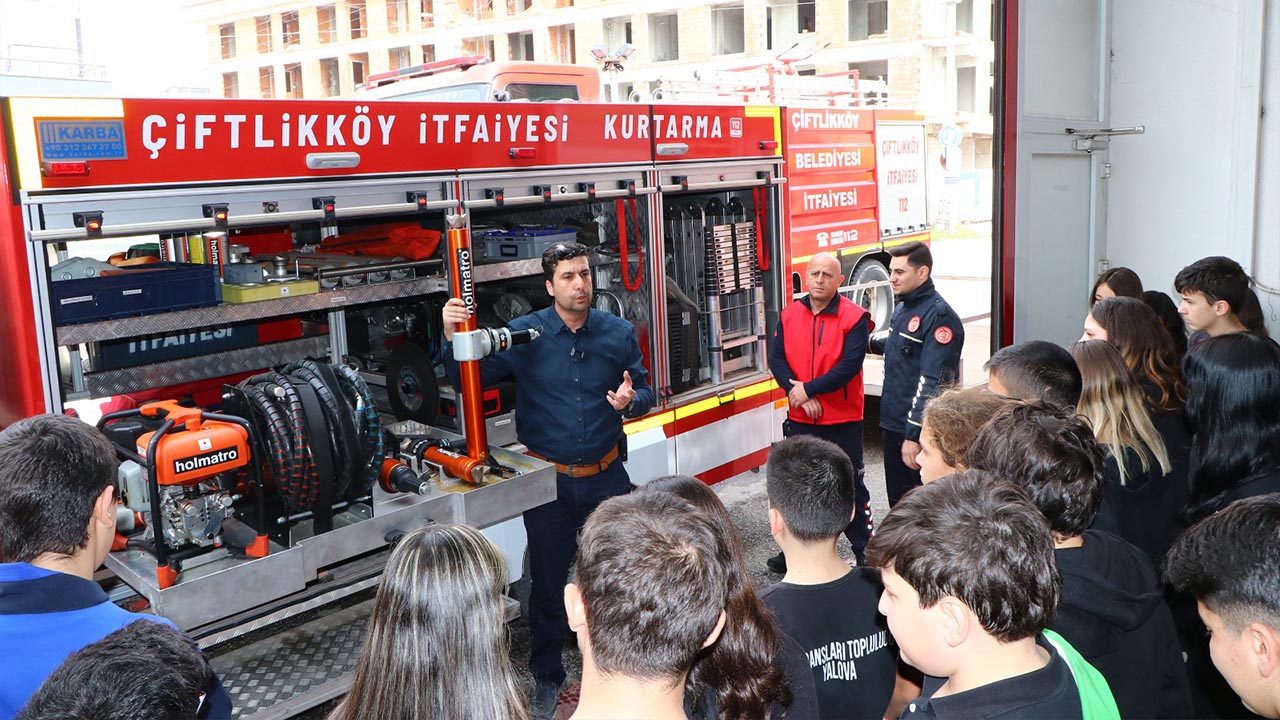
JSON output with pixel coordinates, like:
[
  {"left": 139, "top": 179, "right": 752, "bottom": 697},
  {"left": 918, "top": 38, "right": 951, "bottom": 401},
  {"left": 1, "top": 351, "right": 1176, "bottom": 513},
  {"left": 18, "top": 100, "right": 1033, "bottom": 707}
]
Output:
[{"left": 527, "top": 446, "right": 620, "bottom": 478}]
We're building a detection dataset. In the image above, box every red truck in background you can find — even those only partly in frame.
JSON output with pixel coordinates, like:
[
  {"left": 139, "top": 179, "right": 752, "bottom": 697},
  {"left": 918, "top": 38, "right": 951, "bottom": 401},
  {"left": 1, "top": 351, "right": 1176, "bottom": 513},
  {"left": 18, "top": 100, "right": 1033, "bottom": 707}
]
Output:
[
  {"left": 355, "top": 55, "right": 604, "bottom": 103},
  {"left": 782, "top": 106, "right": 929, "bottom": 320}
]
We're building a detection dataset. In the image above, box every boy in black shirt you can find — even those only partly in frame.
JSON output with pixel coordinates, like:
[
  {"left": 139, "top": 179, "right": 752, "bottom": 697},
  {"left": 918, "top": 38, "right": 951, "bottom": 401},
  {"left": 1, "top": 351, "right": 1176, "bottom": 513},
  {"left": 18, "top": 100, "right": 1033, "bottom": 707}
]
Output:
[
  {"left": 566, "top": 492, "right": 729, "bottom": 720},
  {"left": 867, "top": 472, "right": 1120, "bottom": 719},
  {"left": 1165, "top": 495, "right": 1280, "bottom": 719},
  {"left": 1174, "top": 255, "right": 1263, "bottom": 344},
  {"left": 759, "top": 436, "right": 897, "bottom": 719},
  {"left": 968, "top": 401, "right": 1192, "bottom": 719}
]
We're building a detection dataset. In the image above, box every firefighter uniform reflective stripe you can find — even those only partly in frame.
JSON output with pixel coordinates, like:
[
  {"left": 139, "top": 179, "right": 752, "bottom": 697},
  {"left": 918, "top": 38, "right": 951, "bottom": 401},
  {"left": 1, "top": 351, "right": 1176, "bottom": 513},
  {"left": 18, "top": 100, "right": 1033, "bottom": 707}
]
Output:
[{"left": 870, "top": 277, "right": 964, "bottom": 442}]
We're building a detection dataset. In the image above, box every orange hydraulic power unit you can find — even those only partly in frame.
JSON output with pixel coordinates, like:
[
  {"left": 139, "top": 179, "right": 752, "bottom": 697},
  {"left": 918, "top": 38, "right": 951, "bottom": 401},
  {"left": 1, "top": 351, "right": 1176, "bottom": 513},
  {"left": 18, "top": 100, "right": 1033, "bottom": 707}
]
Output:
[
  {"left": 136, "top": 404, "right": 249, "bottom": 486},
  {"left": 99, "top": 399, "right": 270, "bottom": 589}
]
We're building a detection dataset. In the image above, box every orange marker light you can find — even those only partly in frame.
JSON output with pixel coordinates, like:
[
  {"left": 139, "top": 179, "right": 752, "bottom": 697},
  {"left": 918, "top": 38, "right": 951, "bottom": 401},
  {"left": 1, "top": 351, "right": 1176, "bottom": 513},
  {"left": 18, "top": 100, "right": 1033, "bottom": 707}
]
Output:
[
  {"left": 73, "top": 211, "right": 104, "bottom": 238},
  {"left": 203, "top": 203, "right": 230, "bottom": 229}
]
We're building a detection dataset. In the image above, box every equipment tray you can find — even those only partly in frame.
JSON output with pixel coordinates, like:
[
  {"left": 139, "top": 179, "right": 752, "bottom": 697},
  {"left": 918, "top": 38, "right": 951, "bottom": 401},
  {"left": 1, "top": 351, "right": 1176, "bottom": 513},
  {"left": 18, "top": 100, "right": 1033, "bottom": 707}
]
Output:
[
  {"left": 481, "top": 227, "right": 577, "bottom": 260},
  {"left": 51, "top": 262, "right": 221, "bottom": 325}
]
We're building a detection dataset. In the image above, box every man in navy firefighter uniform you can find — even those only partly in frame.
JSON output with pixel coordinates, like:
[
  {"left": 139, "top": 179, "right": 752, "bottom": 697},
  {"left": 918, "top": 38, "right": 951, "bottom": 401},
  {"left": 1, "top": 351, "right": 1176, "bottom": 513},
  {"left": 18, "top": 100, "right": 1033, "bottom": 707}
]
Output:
[
  {"left": 442, "top": 242, "right": 653, "bottom": 720},
  {"left": 870, "top": 241, "right": 964, "bottom": 507},
  {"left": 768, "top": 252, "right": 875, "bottom": 571}
]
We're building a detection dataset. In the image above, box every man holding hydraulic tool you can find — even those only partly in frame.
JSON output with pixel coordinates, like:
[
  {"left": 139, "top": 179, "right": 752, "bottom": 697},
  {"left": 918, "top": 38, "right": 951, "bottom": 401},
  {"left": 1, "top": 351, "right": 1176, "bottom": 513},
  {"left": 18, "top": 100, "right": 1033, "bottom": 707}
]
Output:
[{"left": 442, "top": 240, "right": 653, "bottom": 720}]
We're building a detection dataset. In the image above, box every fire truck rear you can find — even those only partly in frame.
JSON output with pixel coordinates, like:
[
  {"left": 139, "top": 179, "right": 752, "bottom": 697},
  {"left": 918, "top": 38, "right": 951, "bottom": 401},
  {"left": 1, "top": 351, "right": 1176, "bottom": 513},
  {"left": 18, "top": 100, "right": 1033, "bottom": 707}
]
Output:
[{"left": 0, "top": 95, "right": 788, "bottom": 717}]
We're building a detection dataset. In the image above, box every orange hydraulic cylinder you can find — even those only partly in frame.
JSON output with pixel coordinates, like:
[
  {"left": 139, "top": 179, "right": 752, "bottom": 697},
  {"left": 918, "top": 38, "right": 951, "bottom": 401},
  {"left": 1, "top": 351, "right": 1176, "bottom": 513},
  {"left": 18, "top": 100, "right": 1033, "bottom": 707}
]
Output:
[
  {"left": 420, "top": 444, "right": 487, "bottom": 485},
  {"left": 445, "top": 224, "right": 490, "bottom": 480}
]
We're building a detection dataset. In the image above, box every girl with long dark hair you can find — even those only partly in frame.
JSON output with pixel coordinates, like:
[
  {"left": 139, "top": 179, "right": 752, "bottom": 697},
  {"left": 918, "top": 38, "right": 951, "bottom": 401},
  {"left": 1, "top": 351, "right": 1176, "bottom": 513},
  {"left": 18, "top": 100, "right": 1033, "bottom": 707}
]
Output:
[
  {"left": 329, "top": 524, "right": 528, "bottom": 720},
  {"left": 1173, "top": 333, "right": 1280, "bottom": 718},
  {"left": 1083, "top": 297, "right": 1185, "bottom": 412},
  {"left": 1083, "top": 297, "right": 1192, "bottom": 509},
  {"left": 1182, "top": 333, "right": 1280, "bottom": 522},
  {"left": 641, "top": 475, "right": 804, "bottom": 720},
  {"left": 1089, "top": 266, "right": 1144, "bottom": 306}
]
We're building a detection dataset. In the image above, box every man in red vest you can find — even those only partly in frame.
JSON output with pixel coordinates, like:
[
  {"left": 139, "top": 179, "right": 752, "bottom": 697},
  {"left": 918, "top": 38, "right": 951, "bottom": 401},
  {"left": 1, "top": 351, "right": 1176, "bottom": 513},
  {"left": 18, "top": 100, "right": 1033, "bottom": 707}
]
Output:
[{"left": 767, "top": 252, "right": 874, "bottom": 573}]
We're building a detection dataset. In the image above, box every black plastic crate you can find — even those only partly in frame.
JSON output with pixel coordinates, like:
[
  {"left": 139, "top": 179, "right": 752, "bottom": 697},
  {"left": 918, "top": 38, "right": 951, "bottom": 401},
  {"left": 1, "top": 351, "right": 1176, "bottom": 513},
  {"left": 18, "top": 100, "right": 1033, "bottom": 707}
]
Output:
[{"left": 51, "top": 262, "right": 222, "bottom": 325}]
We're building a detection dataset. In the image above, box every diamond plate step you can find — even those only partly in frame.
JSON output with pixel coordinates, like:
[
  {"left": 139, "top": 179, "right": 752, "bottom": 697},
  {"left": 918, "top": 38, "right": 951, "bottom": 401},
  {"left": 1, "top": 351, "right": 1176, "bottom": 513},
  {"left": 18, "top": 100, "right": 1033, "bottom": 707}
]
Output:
[
  {"left": 212, "top": 599, "right": 371, "bottom": 720},
  {"left": 211, "top": 594, "right": 521, "bottom": 719}
]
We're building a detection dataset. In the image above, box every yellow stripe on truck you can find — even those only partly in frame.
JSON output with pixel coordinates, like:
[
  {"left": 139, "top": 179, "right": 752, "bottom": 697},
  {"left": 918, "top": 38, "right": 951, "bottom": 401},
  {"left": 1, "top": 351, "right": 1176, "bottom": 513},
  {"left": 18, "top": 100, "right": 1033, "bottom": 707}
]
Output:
[
  {"left": 733, "top": 379, "right": 777, "bottom": 401},
  {"left": 624, "top": 379, "right": 781, "bottom": 435},
  {"left": 746, "top": 106, "right": 783, "bottom": 154},
  {"left": 623, "top": 411, "right": 674, "bottom": 436},
  {"left": 675, "top": 396, "right": 721, "bottom": 420}
]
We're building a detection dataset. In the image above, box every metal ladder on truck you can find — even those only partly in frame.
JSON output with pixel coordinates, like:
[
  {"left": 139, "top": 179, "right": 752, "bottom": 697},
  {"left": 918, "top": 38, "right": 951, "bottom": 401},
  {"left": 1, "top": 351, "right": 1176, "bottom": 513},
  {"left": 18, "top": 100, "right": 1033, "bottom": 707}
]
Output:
[{"left": 665, "top": 200, "right": 768, "bottom": 389}]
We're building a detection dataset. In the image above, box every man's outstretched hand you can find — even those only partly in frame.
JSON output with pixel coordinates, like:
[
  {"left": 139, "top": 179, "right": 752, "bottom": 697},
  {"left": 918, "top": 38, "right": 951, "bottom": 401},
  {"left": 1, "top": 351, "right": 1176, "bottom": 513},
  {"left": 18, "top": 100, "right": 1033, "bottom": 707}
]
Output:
[{"left": 607, "top": 370, "right": 636, "bottom": 412}]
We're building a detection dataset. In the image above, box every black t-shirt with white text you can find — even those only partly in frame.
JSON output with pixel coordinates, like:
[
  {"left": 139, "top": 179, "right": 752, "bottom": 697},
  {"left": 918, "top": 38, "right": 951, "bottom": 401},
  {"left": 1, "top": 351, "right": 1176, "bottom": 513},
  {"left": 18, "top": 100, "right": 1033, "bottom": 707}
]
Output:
[{"left": 759, "top": 568, "right": 896, "bottom": 720}]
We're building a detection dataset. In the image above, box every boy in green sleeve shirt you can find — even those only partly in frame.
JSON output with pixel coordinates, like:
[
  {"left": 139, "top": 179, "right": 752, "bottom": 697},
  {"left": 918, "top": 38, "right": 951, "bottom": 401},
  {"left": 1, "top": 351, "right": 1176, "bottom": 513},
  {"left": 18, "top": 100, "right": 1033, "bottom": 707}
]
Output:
[{"left": 867, "top": 472, "right": 1119, "bottom": 720}]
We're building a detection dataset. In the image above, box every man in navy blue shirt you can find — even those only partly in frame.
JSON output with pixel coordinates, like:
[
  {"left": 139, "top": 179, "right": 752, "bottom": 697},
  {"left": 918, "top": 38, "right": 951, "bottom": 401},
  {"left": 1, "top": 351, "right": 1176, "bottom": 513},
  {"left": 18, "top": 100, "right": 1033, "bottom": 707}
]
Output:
[
  {"left": 443, "top": 241, "right": 653, "bottom": 719},
  {"left": 0, "top": 414, "right": 231, "bottom": 720}
]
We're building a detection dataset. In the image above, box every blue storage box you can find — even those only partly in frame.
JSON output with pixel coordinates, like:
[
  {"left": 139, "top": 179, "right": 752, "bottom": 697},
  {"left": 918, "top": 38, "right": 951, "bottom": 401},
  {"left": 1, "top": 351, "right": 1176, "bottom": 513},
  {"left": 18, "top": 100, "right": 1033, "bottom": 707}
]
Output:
[
  {"left": 480, "top": 227, "right": 577, "bottom": 260},
  {"left": 51, "top": 262, "right": 222, "bottom": 325}
]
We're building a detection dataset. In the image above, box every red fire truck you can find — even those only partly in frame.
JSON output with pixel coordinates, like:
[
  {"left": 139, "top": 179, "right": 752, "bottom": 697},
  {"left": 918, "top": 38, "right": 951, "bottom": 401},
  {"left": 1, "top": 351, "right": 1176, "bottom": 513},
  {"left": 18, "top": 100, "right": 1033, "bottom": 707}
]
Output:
[
  {"left": 0, "top": 94, "right": 796, "bottom": 716},
  {"left": 0, "top": 95, "right": 799, "bottom": 484},
  {"left": 0, "top": 87, "right": 932, "bottom": 716}
]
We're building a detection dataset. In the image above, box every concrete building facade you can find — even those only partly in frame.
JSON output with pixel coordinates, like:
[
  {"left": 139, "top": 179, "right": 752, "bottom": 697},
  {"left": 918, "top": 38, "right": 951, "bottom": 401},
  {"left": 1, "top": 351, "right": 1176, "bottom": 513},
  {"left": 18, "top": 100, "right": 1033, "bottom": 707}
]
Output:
[
  {"left": 183, "top": 0, "right": 993, "bottom": 218},
  {"left": 184, "top": 0, "right": 990, "bottom": 121}
]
